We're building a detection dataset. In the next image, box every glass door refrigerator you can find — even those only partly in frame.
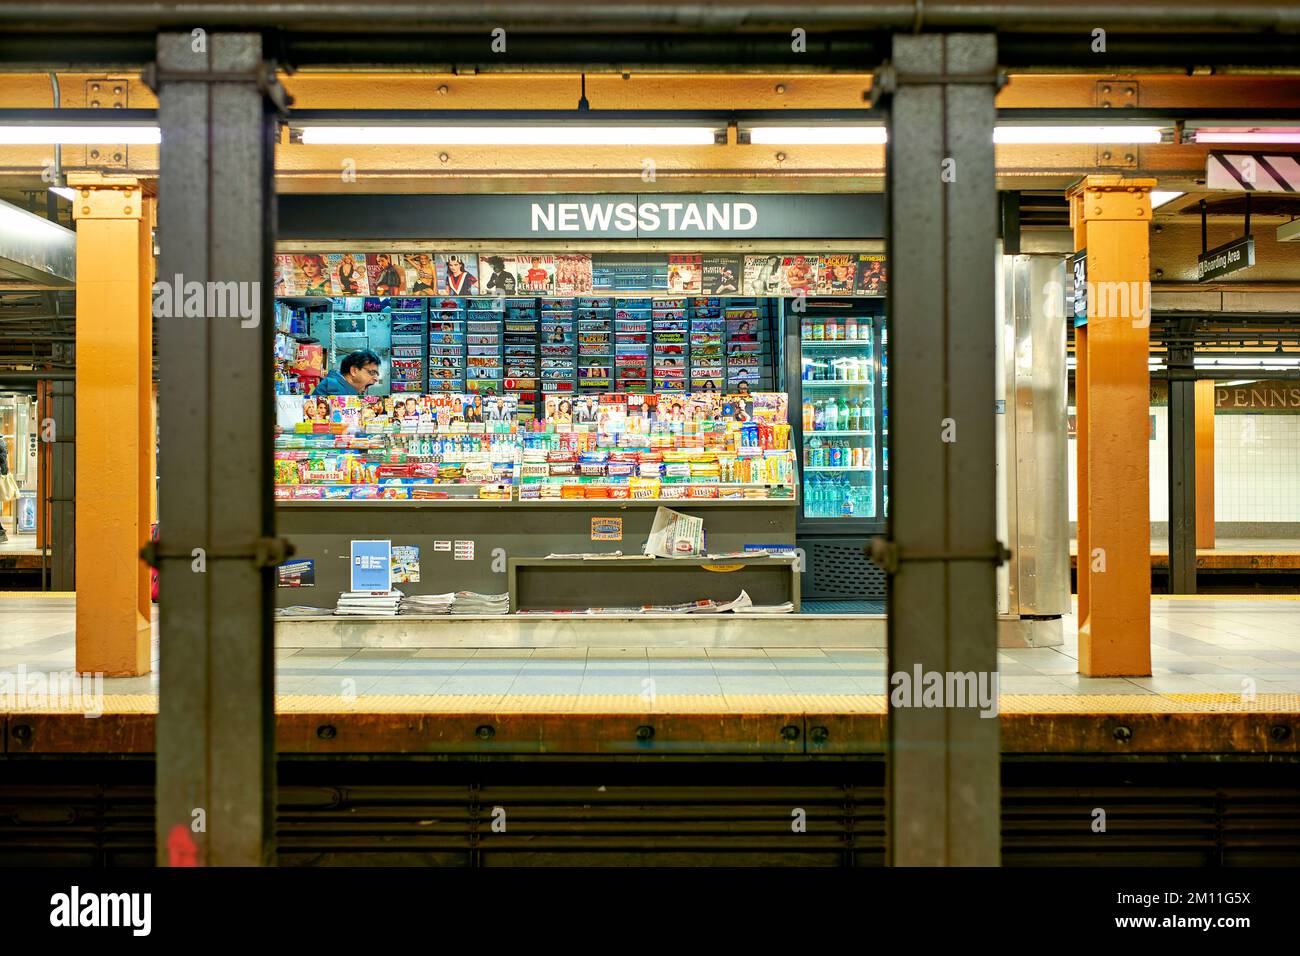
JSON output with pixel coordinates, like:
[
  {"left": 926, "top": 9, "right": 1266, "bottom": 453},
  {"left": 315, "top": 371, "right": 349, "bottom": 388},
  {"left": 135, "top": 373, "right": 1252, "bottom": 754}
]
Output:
[{"left": 789, "top": 296, "right": 888, "bottom": 601}]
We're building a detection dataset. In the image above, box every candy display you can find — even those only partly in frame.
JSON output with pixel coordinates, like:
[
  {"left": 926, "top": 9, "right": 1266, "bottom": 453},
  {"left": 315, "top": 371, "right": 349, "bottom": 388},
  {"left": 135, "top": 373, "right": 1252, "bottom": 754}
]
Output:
[{"left": 274, "top": 391, "right": 797, "bottom": 504}]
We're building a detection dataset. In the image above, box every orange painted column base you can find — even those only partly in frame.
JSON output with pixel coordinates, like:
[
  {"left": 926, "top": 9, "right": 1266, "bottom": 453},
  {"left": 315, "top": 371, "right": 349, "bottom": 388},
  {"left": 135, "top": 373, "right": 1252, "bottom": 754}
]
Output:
[{"left": 71, "top": 173, "right": 152, "bottom": 676}]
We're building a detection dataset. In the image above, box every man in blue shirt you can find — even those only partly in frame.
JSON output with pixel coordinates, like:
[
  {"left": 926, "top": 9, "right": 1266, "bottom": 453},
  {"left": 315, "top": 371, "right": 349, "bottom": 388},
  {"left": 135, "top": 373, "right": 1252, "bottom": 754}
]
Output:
[{"left": 314, "top": 349, "right": 382, "bottom": 396}]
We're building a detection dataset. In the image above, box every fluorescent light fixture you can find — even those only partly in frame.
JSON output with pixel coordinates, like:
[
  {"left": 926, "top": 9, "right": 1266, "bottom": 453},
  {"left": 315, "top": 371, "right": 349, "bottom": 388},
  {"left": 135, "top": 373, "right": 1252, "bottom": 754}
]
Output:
[
  {"left": 993, "top": 126, "right": 1164, "bottom": 145},
  {"left": 1192, "top": 127, "right": 1300, "bottom": 145},
  {"left": 298, "top": 126, "right": 719, "bottom": 146},
  {"left": 744, "top": 125, "right": 1164, "bottom": 145},
  {"left": 0, "top": 125, "right": 160, "bottom": 145},
  {"left": 748, "top": 126, "right": 887, "bottom": 145},
  {"left": 1150, "top": 190, "right": 1183, "bottom": 208},
  {"left": 1195, "top": 356, "right": 1300, "bottom": 370},
  {"left": 1221, "top": 380, "right": 1259, "bottom": 386},
  {"left": 48, "top": 186, "right": 76, "bottom": 201},
  {"left": 1067, "top": 356, "right": 1167, "bottom": 368}
]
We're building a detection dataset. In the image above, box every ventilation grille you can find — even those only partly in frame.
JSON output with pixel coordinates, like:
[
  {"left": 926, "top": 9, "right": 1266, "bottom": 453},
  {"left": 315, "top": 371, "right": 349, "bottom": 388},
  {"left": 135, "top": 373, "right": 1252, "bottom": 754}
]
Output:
[{"left": 805, "top": 537, "right": 886, "bottom": 600}]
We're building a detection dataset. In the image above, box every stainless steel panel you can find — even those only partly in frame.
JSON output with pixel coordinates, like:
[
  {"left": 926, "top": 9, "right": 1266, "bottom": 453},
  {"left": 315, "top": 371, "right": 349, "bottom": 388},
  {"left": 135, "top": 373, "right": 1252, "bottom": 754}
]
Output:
[{"left": 1005, "top": 255, "right": 1070, "bottom": 617}]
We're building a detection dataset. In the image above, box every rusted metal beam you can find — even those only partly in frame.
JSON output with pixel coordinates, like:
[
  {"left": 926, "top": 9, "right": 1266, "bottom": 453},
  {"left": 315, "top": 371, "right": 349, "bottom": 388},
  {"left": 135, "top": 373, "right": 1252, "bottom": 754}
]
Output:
[{"left": 6, "top": 709, "right": 1296, "bottom": 756}]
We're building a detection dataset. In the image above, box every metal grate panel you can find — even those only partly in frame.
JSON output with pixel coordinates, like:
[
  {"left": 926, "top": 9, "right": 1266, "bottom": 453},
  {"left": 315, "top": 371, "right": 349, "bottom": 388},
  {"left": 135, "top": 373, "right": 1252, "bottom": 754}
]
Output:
[{"left": 804, "top": 537, "right": 886, "bottom": 600}]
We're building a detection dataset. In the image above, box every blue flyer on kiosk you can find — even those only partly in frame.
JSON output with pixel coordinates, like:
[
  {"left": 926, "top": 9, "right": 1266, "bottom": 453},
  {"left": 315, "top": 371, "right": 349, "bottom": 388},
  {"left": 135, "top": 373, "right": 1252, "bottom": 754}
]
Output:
[{"left": 350, "top": 540, "right": 393, "bottom": 592}]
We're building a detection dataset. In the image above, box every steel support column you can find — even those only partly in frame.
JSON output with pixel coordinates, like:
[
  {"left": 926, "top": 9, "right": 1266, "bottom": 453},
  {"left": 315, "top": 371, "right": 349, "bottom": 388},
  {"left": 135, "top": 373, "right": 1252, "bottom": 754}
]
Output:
[
  {"left": 68, "top": 172, "right": 151, "bottom": 675},
  {"left": 1167, "top": 323, "right": 1197, "bottom": 594},
  {"left": 1068, "top": 175, "right": 1154, "bottom": 677},
  {"left": 50, "top": 343, "right": 75, "bottom": 590},
  {"left": 153, "top": 32, "right": 283, "bottom": 867},
  {"left": 877, "top": 33, "right": 1001, "bottom": 866}
]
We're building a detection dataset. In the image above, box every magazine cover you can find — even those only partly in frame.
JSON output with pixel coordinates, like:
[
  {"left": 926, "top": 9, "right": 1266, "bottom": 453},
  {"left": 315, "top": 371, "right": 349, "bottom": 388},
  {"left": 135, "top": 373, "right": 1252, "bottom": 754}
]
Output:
[
  {"left": 720, "top": 395, "right": 755, "bottom": 422},
  {"left": 542, "top": 322, "right": 572, "bottom": 345},
  {"left": 544, "top": 395, "right": 578, "bottom": 424},
  {"left": 555, "top": 254, "right": 594, "bottom": 294},
  {"left": 600, "top": 391, "right": 631, "bottom": 422},
  {"left": 741, "top": 255, "right": 783, "bottom": 296},
  {"left": 570, "top": 395, "right": 599, "bottom": 424},
  {"left": 401, "top": 253, "right": 439, "bottom": 294},
  {"left": 391, "top": 394, "right": 427, "bottom": 423},
  {"left": 701, "top": 255, "right": 743, "bottom": 295},
  {"left": 436, "top": 253, "right": 478, "bottom": 295},
  {"left": 687, "top": 393, "right": 722, "bottom": 421},
  {"left": 426, "top": 393, "right": 458, "bottom": 426},
  {"left": 459, "top": 394, "right": 487, "bottom": 423},
  {"left": 727, "top": 315, "right": 760, "bottom": 343},
  {"left": 366, "top": 395, "right": 404, "bottom": 421},
  {"left": 856, "top": 254, "right": 888, "bottom": 295},
  {"left": 293, "top": 254, "right": 332, "bottom": 296},
  {"left": 780, "top": 254, "right": 820, "bottom": 296},
  {"left": 751, "top": 392, "right": 789, "bottom": 423},
  {"left": 818, "top": 254, "right": 857, "bottom": 295},
  {"left": 328, "top": 396, "right": 366, "bottom": 431},
  {"left": 300, "top": 394, "right": 333, "bottom": 423},
  {"left": 391, "top": 546, "right": 420, "bottom": 584},
  {"left": 478, "top": 255, "right": 517, "bottom": 296},
  {"left": 666, "top": 254, "right": 703, "bottom": 294},
  {"left": 515, "top": 254, "right": 557, "bottom": 294},
  {"left": 481, "top": 395, "right": 517, "bottom": 423},
  {"left": 325, "top": 253, "right": 369, "bottom": 296},
  {"left": 274, "top": 254, "right": 298, "bottom": 296},
  {"left": 367, "top": 253, "right": 405, "bottom": 296}
]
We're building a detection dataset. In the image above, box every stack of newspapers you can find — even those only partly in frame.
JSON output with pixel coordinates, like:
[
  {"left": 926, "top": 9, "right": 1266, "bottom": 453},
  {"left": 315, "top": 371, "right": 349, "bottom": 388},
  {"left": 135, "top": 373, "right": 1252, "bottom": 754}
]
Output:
[
  {"left": 399, "top": 592, "right": 455, "bottom": 615},
  {"left": 450, "top": 591, "right": 510, "bottom": 615},
  {"left": 334, "top": 589, "right": 403, "bottom": 616}
]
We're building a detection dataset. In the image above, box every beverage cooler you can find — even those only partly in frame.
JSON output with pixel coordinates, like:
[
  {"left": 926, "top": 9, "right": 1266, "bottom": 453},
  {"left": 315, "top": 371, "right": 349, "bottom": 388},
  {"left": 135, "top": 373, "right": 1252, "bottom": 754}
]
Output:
[{"left": 788, "top": 297, "right": 888, "bottom": 601}]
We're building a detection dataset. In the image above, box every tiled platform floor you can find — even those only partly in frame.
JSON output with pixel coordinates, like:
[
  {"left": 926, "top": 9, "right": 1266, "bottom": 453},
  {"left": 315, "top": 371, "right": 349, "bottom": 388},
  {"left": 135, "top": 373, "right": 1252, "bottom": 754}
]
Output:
[{"left": 3, "top": 594, "right": 1300, "bottom": 703}]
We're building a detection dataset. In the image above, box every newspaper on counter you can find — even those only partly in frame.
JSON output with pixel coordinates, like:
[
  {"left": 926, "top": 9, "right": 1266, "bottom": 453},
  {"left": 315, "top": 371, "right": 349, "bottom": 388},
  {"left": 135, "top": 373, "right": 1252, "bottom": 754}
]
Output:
[
  {"left": 733, "top": 602, "right": 795, "bottom": 614},
  {"left": 642, "top": 506, "right": 705, "bottom": 558}
]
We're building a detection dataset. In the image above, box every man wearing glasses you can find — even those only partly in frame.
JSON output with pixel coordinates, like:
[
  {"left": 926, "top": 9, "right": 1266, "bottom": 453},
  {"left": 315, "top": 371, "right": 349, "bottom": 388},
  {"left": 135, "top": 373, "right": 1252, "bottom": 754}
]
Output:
[{"left": 313, "top": 349, "right": 383, "bottom": 396}]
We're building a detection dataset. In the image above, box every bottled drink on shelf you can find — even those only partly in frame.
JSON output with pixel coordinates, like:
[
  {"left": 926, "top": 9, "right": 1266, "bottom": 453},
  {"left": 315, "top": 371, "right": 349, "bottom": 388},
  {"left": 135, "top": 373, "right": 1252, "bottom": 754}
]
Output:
[
  {"left": 845, "top": 317, "right": 858, "bottom": 341},
  {"left": 802, "top": 400, "right": 814, "bottom": 431},
  {"left": 824, "top": 399, "right": 838, "bottom": 431},
  {"left": 825, "top": 316, "right": 839, "bottom": 341},
  {"left": 813, "top": 319, "right": 825, "bottom": 341},
  {"left": 813, "top": 399, "right": 825, "bottom": 431},
  {"left": 801, "top": 318, "right": 812, "bottom": 340}
]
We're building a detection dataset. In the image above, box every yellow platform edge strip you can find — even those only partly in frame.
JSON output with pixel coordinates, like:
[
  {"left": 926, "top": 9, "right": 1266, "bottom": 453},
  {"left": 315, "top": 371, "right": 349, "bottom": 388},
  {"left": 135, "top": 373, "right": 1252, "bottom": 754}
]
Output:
[{"left": 4, "top": 693, "right": 1299, "bottom": 716}]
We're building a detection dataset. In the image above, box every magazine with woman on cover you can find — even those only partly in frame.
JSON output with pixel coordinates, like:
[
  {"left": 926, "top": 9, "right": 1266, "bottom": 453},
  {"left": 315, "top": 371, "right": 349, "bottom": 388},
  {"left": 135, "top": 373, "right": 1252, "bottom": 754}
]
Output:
[
  {"left": 402, "top": 253, "right": 439, "bottom": 294},
  {"left": 437, "top": 253, "right": 478, "bottom": 295},
  {"left": 367, "top": 253, "right": 405, "bottom": 296}
]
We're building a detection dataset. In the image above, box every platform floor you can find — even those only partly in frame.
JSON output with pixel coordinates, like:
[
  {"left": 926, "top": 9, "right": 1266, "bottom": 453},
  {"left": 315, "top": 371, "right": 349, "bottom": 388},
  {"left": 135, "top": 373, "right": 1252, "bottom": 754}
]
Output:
[
  {"left": 0, "top": 533, "right": 41, "bottom": 557},
  {"left": 3, "top": 594, "right": 1300, "bottom": 711}
]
